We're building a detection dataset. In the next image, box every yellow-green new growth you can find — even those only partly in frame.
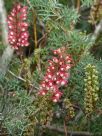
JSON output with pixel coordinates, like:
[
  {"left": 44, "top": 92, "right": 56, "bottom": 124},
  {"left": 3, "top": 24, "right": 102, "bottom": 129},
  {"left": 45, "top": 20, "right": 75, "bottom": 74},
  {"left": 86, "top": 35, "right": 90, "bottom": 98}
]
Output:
[
  {"left": 64, "top": 98, "right": 75, "bottom": 119},
  {"left": 84, "top": 64, "right": 99, "bottom": 117}
]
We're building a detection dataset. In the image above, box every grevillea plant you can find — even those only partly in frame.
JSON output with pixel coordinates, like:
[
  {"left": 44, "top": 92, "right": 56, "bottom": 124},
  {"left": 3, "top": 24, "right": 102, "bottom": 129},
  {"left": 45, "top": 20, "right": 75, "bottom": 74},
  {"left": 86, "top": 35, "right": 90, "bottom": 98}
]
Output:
[
  {"left": 84, "top": 64, "right": 99, "bottom": 117},
  {"left": 7, "top": 3, "right": 29, "bottom": 49},
  {"left": 39, "top": 47, "right": 73, "bottom": 102}
]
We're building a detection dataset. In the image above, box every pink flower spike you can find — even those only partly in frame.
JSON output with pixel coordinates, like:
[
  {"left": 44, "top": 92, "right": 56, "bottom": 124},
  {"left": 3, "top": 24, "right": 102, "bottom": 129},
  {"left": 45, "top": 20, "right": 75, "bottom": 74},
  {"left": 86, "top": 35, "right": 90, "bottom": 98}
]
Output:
[
  {"left": 52, "top": 96, "right": 60, "bottom": 103},
  {"left": 25, "top": 42, "right": 29, "bottom": 46},
  {"left": 52, "top": 85, "right": 58, "bottom": 92},
  {"left": 56, "top": 48, "right": 61, "bottom": 54},
  {"left": 39, "top": 90, "right": 47, "bottom": 96},
  {"left": 16, "top": 4, "right": 21, "bottom": 11},
  {"left": 61, "top": 80, "right": 68, "bottom": 86},
  {"left": 59, "top": 71, "right": 65, "bottom": 77},
  {"left": 47, "top": 73, "right": 53, "bottom": 79},
  {"left": 60, "top": 66, "right": 65, "bottom": 71},
  {"left": 8, "top": 16, "right": 14, "bottom": 21},
  {"left": 66, "top": 55, "right": 72, "bottom": 62},
  {"left": 11, "top": 12, "right": 15, "bottom": 17},
  {"left": 52, "top": 57, "right": 59, "bottom": 63},
  {"left": 7, "top": 3, "right": 29, "bottom": 49},
  {"left": 48, "top": 60, "right": 54, "bottom": 66},
  {"left": 66, "top": 64, "right": 71, "bottom": 70},
  {"left": 63, "top": 73, "right": 70, "bottom": 79},
  {"left": 56, "top": 79, "right": 61, "bottom": 85},
  {"left": 21, "top": 6, "right": 28, "bottom": 13},
  {"left": 38, "top": 47, "right": 72, "bottom": 103},
  {"left": 45, "top": 78, "right": 49, "bottom": 82},
  {"left": 53, "top": 50, "right": 57, "bottom": 55},
  {"left": 21, "top": 22, "right": 29, "bottom": 27},
  {"left": 47, "top": 68, "right": 51, "bottom": 72},
  {"left": 59, "top": 61, "right": 64, "bottom": 65},
  {"left": 48, "top": 81, "right": 53, "bottom": 87},
  {"left": 41, "top": 83, "right": 46, "bottom": 88},
  {"left": 52, "top": 98, "right": 58, "bottom": 102},
  {"left": 54, "top": 91, "right": 62, "bottom": 98}
]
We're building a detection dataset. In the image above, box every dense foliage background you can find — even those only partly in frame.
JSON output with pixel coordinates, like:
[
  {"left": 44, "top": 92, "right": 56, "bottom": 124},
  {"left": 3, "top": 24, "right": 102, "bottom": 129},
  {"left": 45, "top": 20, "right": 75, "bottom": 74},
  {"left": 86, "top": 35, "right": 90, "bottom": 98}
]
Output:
[{"left": 0, "top": 0, "right": 102, "bottom": 136}]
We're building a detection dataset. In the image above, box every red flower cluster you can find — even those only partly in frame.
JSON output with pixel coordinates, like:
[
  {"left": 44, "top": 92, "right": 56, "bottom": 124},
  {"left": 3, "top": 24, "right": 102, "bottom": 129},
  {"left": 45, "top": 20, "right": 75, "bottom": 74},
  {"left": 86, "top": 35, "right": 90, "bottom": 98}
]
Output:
[
  {"left": 7, "top": 4, "right": 29, "bottom": 49},
  {"left": 39, "top": 47, "right": 72, "bottom": 102}
]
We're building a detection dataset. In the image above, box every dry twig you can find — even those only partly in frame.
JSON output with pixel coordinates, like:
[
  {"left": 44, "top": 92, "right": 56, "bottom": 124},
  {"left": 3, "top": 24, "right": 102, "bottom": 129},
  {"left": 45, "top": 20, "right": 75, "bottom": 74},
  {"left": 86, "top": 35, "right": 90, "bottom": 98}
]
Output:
[{"left": 8, "top": 70, "right": 39, "bottom": 90}]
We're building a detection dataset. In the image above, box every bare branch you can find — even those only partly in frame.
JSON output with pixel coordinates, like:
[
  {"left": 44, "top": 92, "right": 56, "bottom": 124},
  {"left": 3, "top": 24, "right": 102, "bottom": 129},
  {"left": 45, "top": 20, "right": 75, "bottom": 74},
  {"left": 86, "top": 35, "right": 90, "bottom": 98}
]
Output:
[
  {"left": 0, "top": 47, "right": 14, "bottom": 76},
  {"left": 0, "top": 0, "right": 8, "bottom": 46},
  {"left": 0, "top": 0, "right": 14, "bottom": 76},
  {"left": 92, "top": 20, "right": 102, "bottom": 41},
  {"left": 42, "top": 125, "right": 93, "bottom": 136},
  {"left": 83, "top": 19, "right": 102, "bottom": 56}
]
